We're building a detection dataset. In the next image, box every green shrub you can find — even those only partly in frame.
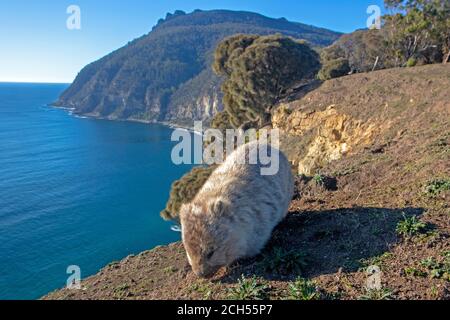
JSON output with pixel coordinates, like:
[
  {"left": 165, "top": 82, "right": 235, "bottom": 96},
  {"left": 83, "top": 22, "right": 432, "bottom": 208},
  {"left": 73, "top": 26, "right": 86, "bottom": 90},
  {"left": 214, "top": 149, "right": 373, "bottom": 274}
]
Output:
[
  {"left": 227, "top": 275, "right": 268, "bottom": 300},
  {"left": 318, "top": 58, "right": 351, "bottom": 80},
  {"left": 160, "top": 165, "right": 216, "bottom": 220},
  {"left": 287, "top": 278, "right": 320, "bottom": 300},
  {"left": 213, "top": 34, "right": 320, "bottom": 128},
  {"left": 424, "top": 178, "right": 450, "bottom": 197},
  {"left": 404, "top": 266, "right": 427, "bottom": 277},
  {"left": 210, "top": 111, "right": 232, "bottom": 132},
  {"left": 313, "top": 173, "right": 325, "bottom": 186},
  {"left": 420, "top": 256, "right": 450, "bottom": 280},
  {"left": 319, "top": 29, "right": 391, "bottom": 74},
  {"left": 359, "top": 288, "right": 393, "bottom": 300},
  {"left": 396, "top": 214, "right": 427, "bottom": 238},
  {"left": 406, "top": 57, "right": 417, "bottom": 67}
]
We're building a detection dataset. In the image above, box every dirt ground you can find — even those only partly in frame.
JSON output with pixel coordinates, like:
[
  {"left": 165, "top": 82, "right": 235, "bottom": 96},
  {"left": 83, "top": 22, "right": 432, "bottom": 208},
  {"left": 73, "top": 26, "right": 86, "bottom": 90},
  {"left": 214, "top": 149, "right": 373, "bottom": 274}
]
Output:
[{"left": 44, "top": 64, "right": 450, "bottom": 300}]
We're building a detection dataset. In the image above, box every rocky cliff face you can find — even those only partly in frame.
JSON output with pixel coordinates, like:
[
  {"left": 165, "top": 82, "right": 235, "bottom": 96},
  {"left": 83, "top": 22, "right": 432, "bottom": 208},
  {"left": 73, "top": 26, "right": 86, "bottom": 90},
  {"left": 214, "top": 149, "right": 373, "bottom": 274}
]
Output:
[
  {"left": 273, "top": 105, "right": 389, "bottom": 175},
  {"left": 54, "top": 10, "right": 341, "bottom": 126},
  {"left": 164, "top": 86, "right": 222, "bottom": 124}
]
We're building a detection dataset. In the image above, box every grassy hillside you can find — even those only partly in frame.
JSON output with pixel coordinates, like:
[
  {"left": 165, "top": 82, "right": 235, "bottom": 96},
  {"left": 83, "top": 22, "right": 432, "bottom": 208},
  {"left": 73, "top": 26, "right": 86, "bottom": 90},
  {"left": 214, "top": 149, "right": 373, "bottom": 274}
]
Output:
[{"left": 45, "top": 64, "right": 449, "bottom": 300}]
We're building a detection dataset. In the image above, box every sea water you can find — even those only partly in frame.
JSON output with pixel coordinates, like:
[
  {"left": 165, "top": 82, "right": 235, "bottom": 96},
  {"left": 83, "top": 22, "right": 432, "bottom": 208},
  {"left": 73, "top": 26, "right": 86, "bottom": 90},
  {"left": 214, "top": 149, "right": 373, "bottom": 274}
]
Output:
[{"left": 0, "top": 83, "right": 193, "bottom": 299}]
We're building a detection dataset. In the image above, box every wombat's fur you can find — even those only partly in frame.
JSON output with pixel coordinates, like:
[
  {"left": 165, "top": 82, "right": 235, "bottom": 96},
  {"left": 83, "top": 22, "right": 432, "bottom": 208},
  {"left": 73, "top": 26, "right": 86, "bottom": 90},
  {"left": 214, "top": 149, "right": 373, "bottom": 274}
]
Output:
[{"left": 179, "top": 141, "right": 294, "bottom": 278}]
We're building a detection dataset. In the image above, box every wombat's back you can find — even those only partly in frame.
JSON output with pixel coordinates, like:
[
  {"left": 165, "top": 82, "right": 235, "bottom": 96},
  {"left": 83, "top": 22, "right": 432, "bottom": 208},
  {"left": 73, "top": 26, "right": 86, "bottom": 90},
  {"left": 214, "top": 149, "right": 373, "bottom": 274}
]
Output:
[{"left": 196, "top": 141, "right": 294, "bottom": 258}]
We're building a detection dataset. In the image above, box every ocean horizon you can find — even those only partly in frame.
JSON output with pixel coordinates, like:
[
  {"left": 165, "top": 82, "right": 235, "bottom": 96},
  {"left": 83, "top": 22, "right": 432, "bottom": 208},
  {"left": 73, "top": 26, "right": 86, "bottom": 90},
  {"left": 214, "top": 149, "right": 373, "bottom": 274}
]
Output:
[{"left": 0, "top": 82, "right": 193, "bottom": 299}]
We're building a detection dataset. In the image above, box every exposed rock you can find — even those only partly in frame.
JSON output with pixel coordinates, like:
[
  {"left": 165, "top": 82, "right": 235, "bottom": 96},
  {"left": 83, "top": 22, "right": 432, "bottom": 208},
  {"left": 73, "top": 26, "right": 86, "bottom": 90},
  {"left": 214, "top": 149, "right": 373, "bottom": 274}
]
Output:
[{"left": 273, "top": 105, "right": 388, "bottom": 174}]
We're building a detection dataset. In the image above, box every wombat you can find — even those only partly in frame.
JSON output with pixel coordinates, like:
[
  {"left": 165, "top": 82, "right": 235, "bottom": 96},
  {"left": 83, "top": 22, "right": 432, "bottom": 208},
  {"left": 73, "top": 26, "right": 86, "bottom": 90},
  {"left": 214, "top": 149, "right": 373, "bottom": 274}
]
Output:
[{"left": 179, "top": 141, "right": 294, "bottom": 278}]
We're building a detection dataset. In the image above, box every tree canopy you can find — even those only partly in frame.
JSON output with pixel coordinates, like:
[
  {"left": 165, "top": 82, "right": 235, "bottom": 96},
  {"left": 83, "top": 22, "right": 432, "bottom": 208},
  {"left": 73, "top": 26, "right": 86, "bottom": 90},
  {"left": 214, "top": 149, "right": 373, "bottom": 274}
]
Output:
[
  {"left": 318, "top": 0, "right": 449, "bottom": 80},
  {"left": 213, "top": 34, "right": 321, "bottom": 128},
  {"left": 160, "top": 166, "right": 217, "bottom": 221},
  {"left": 384, "top": 0, "right": 449, "bottom": 64}
]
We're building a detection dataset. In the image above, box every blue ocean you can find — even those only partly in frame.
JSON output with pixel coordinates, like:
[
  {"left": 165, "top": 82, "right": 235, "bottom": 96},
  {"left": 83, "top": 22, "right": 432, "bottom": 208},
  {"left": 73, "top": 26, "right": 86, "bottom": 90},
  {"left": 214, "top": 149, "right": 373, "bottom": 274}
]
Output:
[{"left": 0, "top": 82, "right": 194, "bottom": 299}]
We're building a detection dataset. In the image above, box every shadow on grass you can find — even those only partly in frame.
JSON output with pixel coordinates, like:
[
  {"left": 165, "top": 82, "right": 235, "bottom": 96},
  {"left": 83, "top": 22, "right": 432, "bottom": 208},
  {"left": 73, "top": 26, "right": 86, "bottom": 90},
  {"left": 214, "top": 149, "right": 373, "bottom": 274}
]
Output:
[{"left": 219, "top": 206, "right": 424, "bottom": 283}]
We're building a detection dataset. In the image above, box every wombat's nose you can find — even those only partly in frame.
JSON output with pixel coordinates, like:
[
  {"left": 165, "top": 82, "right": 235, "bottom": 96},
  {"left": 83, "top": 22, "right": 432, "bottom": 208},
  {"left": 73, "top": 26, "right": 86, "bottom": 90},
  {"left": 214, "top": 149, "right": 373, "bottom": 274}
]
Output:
[
  {"left": 195, "top": 264, "right": 222, "bottom": 278},
  {"left": 195, "top": 269, "right": 209, "bottom": 278},
  {"left": 195, "top": 268, "right": 214, "bottom": 278}
]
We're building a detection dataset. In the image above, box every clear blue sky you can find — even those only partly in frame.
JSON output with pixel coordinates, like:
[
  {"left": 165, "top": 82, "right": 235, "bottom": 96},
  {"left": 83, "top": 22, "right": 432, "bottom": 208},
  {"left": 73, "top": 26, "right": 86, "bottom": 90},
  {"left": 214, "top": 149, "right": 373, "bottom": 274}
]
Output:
[{"left": 0, "top": 0, "right": 386, "bottom": 83}]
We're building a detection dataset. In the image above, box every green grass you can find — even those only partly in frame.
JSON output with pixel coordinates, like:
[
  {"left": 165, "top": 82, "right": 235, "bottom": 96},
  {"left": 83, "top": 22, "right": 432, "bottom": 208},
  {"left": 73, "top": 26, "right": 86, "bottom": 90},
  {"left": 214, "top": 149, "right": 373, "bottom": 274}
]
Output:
[
  {"left": 424, "top": 178, "right": 450, "bottom": 197},
  {"left": 227, "top": 275, "right": 268, "bottom": 300},
  {"left": 396, "top": 214, "right": 427, "bottom": 238},
  {"left": 359, "top": 288, "right": 393, "bottom": 300},
  {"left": 259, "top": 247, "right": 308, "bottom": 275},
  {"left": 286, "top": 278, "right": 320, "bottom": 300}
]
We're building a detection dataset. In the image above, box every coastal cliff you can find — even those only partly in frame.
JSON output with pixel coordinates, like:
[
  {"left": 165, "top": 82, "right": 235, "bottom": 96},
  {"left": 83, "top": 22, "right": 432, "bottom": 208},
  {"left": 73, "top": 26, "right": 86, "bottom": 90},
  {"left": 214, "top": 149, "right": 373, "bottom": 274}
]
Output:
[{"left": 45, "top": 64, "right": 450, "bottom": 300}]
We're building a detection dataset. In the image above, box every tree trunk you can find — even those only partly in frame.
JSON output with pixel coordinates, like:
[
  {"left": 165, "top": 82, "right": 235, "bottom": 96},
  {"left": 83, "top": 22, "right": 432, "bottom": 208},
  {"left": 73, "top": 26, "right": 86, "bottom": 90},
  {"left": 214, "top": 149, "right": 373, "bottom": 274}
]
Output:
[
  {"left": 372, "top": 56, "right": 380, "bottom": 71},
  {"left": 444, "top": 50, "right": 450, "bottom": 64}
]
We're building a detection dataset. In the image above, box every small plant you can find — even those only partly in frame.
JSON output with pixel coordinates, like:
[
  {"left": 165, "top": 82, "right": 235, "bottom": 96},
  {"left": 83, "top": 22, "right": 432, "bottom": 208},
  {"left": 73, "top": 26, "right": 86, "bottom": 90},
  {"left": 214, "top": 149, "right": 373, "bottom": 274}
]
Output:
[
  {"left": 402, "top": 252, "right": 450, "bottom": 281},
  {"left": 307, "top": 173, "right": 338, "bottom": 191},
  {"left": 318, "top": 57, "right": 351, "bottom": 80},
  {"left": 424, "top": 178, "right": 450, "bottom": 197},
  {"left": 443, "top": 251, "right": 450, "bottom": 261},
  {"left": 416, "top": 230, "right": 439, "bottom": 244},
  {"left": 113, "top": 284, "right": 131, "bottom": 298},
  {"left": 359, "top": 288, "right": 393, "bottom": 300},
  {"left": 287, "top": 278, "right": 320, "bottom": 300},
  {"left": 188, "top": 282, "right": 213, "bottom": 300},
  {"left": 396, "top": 214, "right": 426, "bottom": 238},
  {"left": 260, "top": 247, "right": 307, "bottom": 275},
  {"left": 106, "top": 261, "right": 120, "bottom": 268},
  {"left": 313, "top": 174, "right": 325, "bottom": 186},
  {"left": 404, "top": 267, "right": 427, "bottom": 277},
  {"left": 227, "top": 275, "right": 268, "bottom": 300},
  {"left": 420, "top": 257, "right": 449, "bottom": 280},
  {"left": 430, "top": 137, "right": 448, "bottom": 149},
  {"left": 406, "top": 57, "right": 417, "bottom": 67},
  {"left": 359, "top": 252, "right": 394, "bottom": 270},
  {"left": 280, "top": 105, "right": 293, "bottom": 115}
]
